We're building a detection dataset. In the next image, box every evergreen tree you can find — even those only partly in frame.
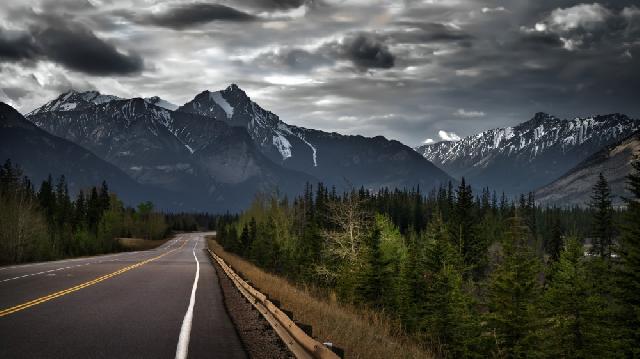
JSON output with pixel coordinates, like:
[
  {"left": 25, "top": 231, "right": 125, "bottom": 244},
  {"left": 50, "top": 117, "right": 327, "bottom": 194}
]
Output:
[
  {"left": 589, "top": 173, "right": 614, "bottom": 258},
  {"left": 616, "top": 159, "right": 640, "bottom": 356},
  {"left": 542, "top": 237, "right": 612, "bottom": 357},
  {"left": 547, "top": 214, "right": 564, "bottom": 262},
  {"left": 486, "top": 215, "right": 542, "bottom": 357},
  {"left": 419, "top": 213, "right": 478, "bottom": 357},
  {"left": 354, "top": 226, "right": 391, "bottom": 308}
]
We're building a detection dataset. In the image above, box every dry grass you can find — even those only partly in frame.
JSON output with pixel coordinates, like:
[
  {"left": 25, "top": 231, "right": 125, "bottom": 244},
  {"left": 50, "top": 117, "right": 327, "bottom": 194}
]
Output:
[
  {"left": 117, "top": 237, "right": 169, "bottom": 251},
  {"left": 207, "top": 237, "right": 433, "bottom": 359}
]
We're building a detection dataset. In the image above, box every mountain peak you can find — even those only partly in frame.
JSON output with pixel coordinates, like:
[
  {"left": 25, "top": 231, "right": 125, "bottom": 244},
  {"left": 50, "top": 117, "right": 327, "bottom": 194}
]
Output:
[{"left": 28, "top": 89, "right": 122, "bottom": 115}]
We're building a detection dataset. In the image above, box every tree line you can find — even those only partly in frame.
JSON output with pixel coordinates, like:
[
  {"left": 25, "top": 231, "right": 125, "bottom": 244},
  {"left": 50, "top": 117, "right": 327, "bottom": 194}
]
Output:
[
  {"left": 217, "top": 161, "right": 640, "bottom": 358},
  {"left": 0, "top": 160, "right": 170, "bottom": 264}
]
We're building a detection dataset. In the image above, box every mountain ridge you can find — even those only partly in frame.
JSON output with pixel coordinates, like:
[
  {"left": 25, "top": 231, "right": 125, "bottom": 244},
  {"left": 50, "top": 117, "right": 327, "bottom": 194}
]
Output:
[{"left": 415, "top": 112, "right": 640, "bottom": 195}]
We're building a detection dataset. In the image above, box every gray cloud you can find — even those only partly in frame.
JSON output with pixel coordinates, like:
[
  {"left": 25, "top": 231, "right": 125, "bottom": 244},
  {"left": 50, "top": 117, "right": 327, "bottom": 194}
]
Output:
[
  {"left": 32, "top": 23, "right": 144, "bottom": 75},
  {"left": 235, "top": 0, "right": 313, "bottom": 10},
  {"left": 0, "top": 31, "right": 39, "bottom": 61},
  {"left": 138, "top": 3, "right": 257, "bottom": 29},
  {"left": 0, "top": 13, "right": 144, "bottom": 76},
  {"left": 325, "top": 33, "right": 395, "bottom": 70}
]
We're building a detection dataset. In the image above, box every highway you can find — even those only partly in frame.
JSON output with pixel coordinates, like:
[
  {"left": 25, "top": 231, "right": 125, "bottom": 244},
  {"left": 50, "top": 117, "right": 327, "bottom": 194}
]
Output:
[{"left": 0, "top": 233, "right": 247, "bottom": 359}]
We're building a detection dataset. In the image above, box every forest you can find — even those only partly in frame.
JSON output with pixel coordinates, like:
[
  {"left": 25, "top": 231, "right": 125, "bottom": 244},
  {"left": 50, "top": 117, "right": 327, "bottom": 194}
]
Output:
[
  {"left": 0, "top": 160, "right": 171, "bottom": 264},
  {"left": 217, "top": 160, "right": 640, "bottom": 358}
]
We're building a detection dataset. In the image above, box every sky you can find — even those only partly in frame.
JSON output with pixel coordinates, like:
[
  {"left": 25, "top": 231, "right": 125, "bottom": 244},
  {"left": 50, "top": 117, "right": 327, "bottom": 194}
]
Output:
[{"left": 0, "top": 0, "right": 639, "bottom": 146}]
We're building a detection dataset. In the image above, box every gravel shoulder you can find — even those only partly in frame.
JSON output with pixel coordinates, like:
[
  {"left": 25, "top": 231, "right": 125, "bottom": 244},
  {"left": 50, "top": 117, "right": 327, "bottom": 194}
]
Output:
[{"left": 208, "top": 255, "right": 294, "bottom": 359}]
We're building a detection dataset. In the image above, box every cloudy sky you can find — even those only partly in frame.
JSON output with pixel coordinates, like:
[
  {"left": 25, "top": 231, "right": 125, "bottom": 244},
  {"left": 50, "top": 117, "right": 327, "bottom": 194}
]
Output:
[{"left": 1, "top": 0, "right": 639, "bottom": 146}]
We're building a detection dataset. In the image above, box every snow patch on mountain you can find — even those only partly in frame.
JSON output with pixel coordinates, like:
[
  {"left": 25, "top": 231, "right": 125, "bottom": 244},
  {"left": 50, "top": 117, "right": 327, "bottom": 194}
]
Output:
[
  {"left": 272, "top": 132, "right": 292, "bottom": 159},
  {"left": 209, "top": 92, "right": 234, "bottom": 119}
]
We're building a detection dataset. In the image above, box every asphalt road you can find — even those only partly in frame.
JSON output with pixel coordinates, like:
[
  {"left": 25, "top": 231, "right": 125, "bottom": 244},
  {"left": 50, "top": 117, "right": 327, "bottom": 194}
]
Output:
[{"left": 0, "top": 233, "right": 247, "bottom": 359}]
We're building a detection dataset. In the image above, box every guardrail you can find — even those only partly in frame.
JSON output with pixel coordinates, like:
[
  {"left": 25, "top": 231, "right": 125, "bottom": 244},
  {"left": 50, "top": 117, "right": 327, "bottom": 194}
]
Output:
[{"left": 207, "top": 248, "right": 342, "bottom": 359}]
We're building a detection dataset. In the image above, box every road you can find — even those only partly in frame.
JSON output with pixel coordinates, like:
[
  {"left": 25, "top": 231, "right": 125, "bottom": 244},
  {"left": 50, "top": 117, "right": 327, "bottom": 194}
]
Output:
[{"left": 0, "top": 232, "right": 247, "bottom": 359}]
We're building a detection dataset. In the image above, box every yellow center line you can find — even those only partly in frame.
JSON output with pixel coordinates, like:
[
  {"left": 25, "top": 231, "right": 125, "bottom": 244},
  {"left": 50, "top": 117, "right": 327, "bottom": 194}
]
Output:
[{"left": 0, "top": 238, "right": 189, "bottom": 318}]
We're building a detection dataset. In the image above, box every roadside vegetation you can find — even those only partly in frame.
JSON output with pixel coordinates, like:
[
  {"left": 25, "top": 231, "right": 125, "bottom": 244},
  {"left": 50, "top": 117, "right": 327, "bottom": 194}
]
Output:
[
  {"left": 216, "top": 159, "right": 640, "bottom": 358},
  {"left": 208, "top": 238, "right": 433, "bottom": 359},
  {"left": 0, "top": 160, "right": 169, "bottom": 264}
]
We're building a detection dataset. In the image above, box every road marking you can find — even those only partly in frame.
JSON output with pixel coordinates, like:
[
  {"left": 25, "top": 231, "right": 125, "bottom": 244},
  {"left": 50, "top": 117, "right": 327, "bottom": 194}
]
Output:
[
  {"left": 175, "top": 237, "right": 200, "bottom": 359},
  {"left": 0, "top": 239, "right": 188, "bottom": 318},
  {"left": 0, "top": 252, "right": 142, "bottom": 283},
  {"left": 0, "top": 238, "right": 179, "bottom": 272}
]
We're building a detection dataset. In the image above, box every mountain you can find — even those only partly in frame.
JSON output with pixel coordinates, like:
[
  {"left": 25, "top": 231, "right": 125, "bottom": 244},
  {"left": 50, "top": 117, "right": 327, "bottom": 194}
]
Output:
[
  {"left": 26, "top": 91, "right": 314, "bottom": 211},
  {"left": 535, "top": 130, "right": 640, "bottom": 207},
  {"left": 415, "top": 112, "right": 640, "bottom": 195},
  {"left": 177, "top": 84, "right": 452, "bottom": 189},
  {"left": 0, "top": 101, "right": 179, "bottom": 208},
  {"left": 144, "top": 96, "right": 178, "bottom": 110},
  {"left": 27, "top": 90, "right": 122, "bottom": 115}
]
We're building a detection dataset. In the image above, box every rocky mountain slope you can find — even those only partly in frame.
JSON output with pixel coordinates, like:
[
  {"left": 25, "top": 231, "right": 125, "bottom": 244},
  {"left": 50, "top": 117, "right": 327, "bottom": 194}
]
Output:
[
  {"left": 177, "top": 85, "right": 452, "bottom": 189},
  {"left": 0, "top": 102, "right": 180, "bottom": 208},
  {"left": 535, "top": 130, "right": 640, "bottom": 207},
  {"left": 27, "top": 92, "right": 313, "bottom": 211},
  {"left": 415, "top": 112, "right": 640, "bottom": 194}
]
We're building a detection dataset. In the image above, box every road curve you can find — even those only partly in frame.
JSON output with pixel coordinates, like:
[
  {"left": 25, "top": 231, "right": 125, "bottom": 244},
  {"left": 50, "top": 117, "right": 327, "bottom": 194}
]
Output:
[{"left": 0, "top": 232, "right": 247, "bottom": 359}]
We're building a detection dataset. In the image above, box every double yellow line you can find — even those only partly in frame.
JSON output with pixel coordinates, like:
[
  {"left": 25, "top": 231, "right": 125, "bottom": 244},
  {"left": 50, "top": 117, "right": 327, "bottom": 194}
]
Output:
[{"left": 0, "top": 238, "right": 188, "bottom": 318}]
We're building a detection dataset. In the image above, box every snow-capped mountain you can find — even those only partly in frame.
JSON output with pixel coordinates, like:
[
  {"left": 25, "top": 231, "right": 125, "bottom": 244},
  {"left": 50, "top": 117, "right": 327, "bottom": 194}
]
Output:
[
  {"left": 536, "top": 130, "right": 640, "bottom": 207},
  {"left": 178, "top": 84, "right": 452, "bottom": 189},
  {"left": 26, "top": 92, "right": 313, "bottom": 210},
  {"left": 24, "top": 85, "right": 452, "bottom": 210},
  {"left": 415, "top": 112, "right": 640, "bottom": 194},
  {"left": 28, "top": 90, "right": 122, "bottom": 115}
]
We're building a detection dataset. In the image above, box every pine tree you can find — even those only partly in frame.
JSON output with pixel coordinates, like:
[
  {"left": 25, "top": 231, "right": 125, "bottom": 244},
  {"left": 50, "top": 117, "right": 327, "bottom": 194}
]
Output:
[
  {"left": 547, "top": 214, "right": 564, "bottom": 262},
  {"left": 354, "top": 226, "right": 391, "bottom": 308},
  {"left": 487, "top": 215, "right": 542, "bottom": 357},
  {"left": 616, "top": 159, "right": 640, "bottom": 356},
  {"left": 542, "top": 237, "right": 611, "bottom": 357},
  {"left": 589, "top": 173, "right": 614, "bottom": 258},
  {"left": 418, "top": 213, "right": 478, "bottom": 357}
]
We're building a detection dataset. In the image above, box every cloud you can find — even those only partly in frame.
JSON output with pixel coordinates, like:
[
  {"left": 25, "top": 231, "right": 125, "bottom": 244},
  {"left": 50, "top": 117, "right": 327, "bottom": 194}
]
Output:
[
  {"left": 438, "top": 130, "right": 461, "bottom": 142},
  {"left": 0, "top": 21, "right": 143, "bottom": 76},
  {"left": 546, "top": 3, "right": 611, "bottom": 32},
  {"left": 33, "top": 23, "right": 144, "bottom": 75},
  {"left": 0, "top": 31, "right": 39, "bottom": 61},
  {"left": 482, "top": 7, "right": 507, "bottom": 14},
  {"left": 250, "top": 32, "right": 395, "bottom": 71},
  {"left": 253, "top": 48, "right": 334, "bottom": 71},
  {"left": 236, "top": 0, "right": 312, "bottom": 11},
  {"left": 328, "top": 32, "right": 395, "bottom": 70},
  {"left": 524, "top": 3, "right": 640, "bottom": 51},
  {"left": 454, "top": 108, "right": 485, "bottom": 118},
  {"left": 385, "top": 22, "right": 473, "bottom": 45},
  {"left": 423, "top": 138, "right": 435, "bottom": 144},
  {"left": 138, "top": 3, "right": 257, "bottom": 29}
]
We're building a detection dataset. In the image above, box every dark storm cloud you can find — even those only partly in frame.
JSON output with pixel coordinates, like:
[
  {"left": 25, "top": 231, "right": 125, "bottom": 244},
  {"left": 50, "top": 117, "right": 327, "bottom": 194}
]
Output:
[
  {"left": 325, "top": 33, "right": 395, "bottom": 70},
  {"left": 138, "top": 3, "right": 257, "bottom": 29},
  {"left": 0, "top": 31, "right": 39, "bottom": 61},
  {"left": 33, "top": 23, "right": 143, "bottom": 75},
  {"left": 0, "top": 21, "right": 143, "bottom": 76},
  {"left": 251, "top": 32, "right": 395, "bottom": 71},
  {"left": 235, "top": 0, "right": 313, "bottom": 10}
]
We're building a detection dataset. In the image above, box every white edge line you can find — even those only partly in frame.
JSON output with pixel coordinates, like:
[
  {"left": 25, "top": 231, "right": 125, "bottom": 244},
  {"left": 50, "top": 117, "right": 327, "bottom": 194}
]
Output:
[{"left": 175, "top": 238, "right": 200, "bottom": 359}]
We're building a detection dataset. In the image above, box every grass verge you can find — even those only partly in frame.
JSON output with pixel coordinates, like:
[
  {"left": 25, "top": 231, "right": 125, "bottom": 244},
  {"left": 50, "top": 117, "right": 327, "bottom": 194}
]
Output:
[
  {"left": 117, "top": 237, "right": 169, "bottom": 251},
  {"left": 207, "top": 237, "right": 433, "bottom": 359}
]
